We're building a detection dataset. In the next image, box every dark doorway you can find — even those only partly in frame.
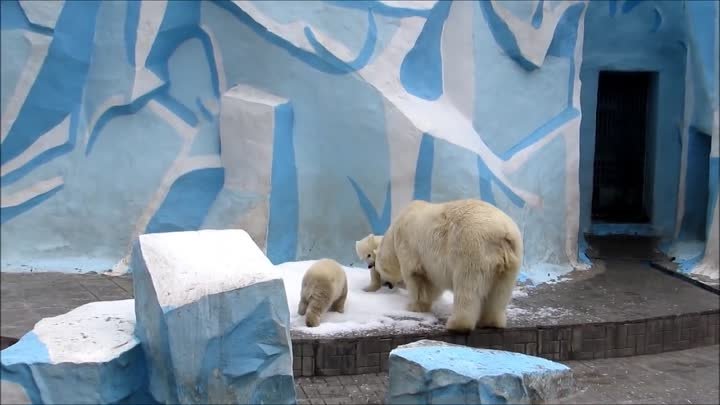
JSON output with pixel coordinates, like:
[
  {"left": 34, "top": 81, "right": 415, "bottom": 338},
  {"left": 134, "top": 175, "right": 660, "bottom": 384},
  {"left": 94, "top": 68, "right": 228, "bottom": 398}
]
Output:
[{"left": 591, "top": 71, "right": 655, "bottom": 223}]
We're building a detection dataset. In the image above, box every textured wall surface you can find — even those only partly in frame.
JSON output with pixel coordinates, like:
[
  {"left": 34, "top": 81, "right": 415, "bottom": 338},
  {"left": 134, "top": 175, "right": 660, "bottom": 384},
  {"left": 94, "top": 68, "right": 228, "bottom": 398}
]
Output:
[
  {"left": 0, "top": 0, "right": 716, "bottom": 280},
  {"left": 579, "top": 0, "right": 718, "bottom": 279}
]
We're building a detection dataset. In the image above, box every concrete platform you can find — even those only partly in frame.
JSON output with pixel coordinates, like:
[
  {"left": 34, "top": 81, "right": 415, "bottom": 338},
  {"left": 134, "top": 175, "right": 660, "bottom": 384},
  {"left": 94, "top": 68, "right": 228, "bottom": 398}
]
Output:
[{"left": 2, "top": 257, "right": 718, "bottom": 376}]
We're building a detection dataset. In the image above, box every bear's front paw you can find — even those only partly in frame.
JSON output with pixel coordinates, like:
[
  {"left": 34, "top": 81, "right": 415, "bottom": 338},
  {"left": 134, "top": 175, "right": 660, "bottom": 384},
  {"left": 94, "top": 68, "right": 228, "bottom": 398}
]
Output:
[
  {"left": 446, "top": 316, "right": 474, "bottom": 334},
  {"left": 305, "top": 316, "right": 320, "bottom": 327},
  {"left": 363, "top": 285, "right": 381, "bottom": 292}
]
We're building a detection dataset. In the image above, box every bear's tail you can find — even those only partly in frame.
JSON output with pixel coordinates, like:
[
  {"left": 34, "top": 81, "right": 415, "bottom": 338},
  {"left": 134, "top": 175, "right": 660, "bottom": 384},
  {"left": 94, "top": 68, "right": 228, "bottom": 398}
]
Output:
[{"left": 498, "top": 233, "right": 523, "bottom": 275}]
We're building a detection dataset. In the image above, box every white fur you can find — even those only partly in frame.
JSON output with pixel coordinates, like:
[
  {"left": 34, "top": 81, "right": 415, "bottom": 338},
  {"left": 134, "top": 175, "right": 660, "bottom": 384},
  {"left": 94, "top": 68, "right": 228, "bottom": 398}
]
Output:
[
  {"left": 298, "top": 258, "right": 348, "bottom": 327},
  {"left": 355, "top": 234, "right": 388, "bottom": 292},
  {"left": 374, "top": 199, "right": 523, "bottom": 333}
]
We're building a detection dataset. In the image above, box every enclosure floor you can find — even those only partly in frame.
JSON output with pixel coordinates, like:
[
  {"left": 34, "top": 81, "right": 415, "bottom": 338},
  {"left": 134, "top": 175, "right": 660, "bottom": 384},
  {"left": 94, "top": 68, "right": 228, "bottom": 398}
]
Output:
[
  {"left": 1, "top": 254, "right": 717, "bottom": 343},
  {"left": 290, "top": 345, "right": 720, "bottom": 405}
]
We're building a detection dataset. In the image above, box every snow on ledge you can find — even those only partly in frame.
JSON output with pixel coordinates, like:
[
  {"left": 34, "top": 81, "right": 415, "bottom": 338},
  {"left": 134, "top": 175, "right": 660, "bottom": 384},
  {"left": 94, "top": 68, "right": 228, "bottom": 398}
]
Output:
[
  {"left": 138, "top": 229, "right": 280, "bottom": 309},
  {"left": 279, "top": 260, "right": 541, "bottom": 337},
  {"left": 33, "top": 300, "right": 137, "bottom": 364}
]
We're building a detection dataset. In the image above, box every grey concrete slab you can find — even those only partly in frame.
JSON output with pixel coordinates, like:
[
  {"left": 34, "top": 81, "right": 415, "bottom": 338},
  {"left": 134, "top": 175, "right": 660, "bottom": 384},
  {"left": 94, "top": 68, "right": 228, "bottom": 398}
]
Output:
[{"left": 0, "top": 272, "right": 131, "bottom": 338}]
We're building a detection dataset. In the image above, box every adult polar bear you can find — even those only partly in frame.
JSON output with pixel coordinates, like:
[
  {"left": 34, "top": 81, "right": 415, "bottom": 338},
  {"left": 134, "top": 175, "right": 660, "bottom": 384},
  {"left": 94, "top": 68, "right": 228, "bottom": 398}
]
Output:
[{"left": 373, "top": 199, "right": 523, "bottom": 333}]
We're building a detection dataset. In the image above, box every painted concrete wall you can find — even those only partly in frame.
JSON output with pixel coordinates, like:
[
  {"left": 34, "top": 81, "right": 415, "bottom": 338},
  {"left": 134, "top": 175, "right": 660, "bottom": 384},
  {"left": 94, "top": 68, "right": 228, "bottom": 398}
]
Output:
[
  {"left": 580, "top": 0, "right": 718, "bottom": 279},
  {"left": 0, "top": 1, "right": 715, "bottom": 280}
]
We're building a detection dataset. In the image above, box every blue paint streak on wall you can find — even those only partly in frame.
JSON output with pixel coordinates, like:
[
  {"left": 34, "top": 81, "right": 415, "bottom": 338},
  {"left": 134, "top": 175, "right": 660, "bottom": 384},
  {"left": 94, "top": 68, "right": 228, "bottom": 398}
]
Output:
[
  {"left": 154, "top": 92, "right": 199, "bottom": 127},
  {"left": 213, "top": 0, "right": 374, "bottom": 75},
  {"left": 500, "top": 108, "right": 580, "bottom": 161},
  {"left": 478, "top": 0, "right": 537, "bottom": 71},
  {"left": 650, "top": 7, "right": 662, "bottom": 33},
  {"left": 477, "top": 157, "right": 525, "bottom": 208},
  {"left": 0, "top": 0, "right": 99, "bottom": 166},
  {"left": 326, "top": 1, "right": 432, "bottom": 19},
  {"left": 546, "top": 3, "right": 585, "bottom": 106},
  {"left": 622, "top": 0, "right": 644, "bottom": 14},
  {"left": 266, "top": 103, "right": 298, "bottom": 264},
  {"left": 145, "top": 1, "right": 220, "bottom": 98},
  {"left": 0, "top": 0, "right": 54, "bottom": 35},
  {"left": 1, "top": 107, "right": 81, "bottom": 187},
  {"left": 399, "top": 1, "right": 451, "bottom": 100},
  {"left": 145, "top": 0, "right": 201, "bottom": 78},
  {"left": 707, "top": 157, "right": 719, "bottom": 236},
  {"left": 1, "top": 185, "right": 63, "bottom": 224},
  {"left": 413, "top": 133, "right": 434, "bottom": 202},
  {"left": 124, "top": 1, "right": 141, "bottom": 67},
  {"left": 532, "top": 0, "right": 544, "bottom": 29},
  {"left": 608, "top": 0, "right": 618, "bottom": 17},
  {"left": 577, "top": 235, "right": 592, "bottom": 265},
  {"left": 305, "top": 9, "right": 377, "bottom": 72},
  {"left": 679, "top": 128, "right": 711, "bottom": 241},
  {"left": 86, "top": 86, "right": 165, "bottom": 155},
  {"left": 145, "top": 168, "right": 225, "bottom": 234},
  {"left": 477, "top": 157, "right": 496, "bottom": 205},
  {"left": 88, "top": 2, "right": 218, "bottom": 156},
  {"left": 687, "top": 0, "right": 719, "bottom": 106},
  {"left": 196, "top": 97, "right": 214, "bottom": 122},
  {"left": 348, "top": 178, "right": 392, "bottom": 235}
]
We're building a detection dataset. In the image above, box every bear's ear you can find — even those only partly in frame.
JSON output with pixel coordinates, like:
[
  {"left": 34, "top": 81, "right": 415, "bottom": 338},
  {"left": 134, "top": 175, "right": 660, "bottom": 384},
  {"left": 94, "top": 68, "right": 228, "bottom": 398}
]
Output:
[{"left": 355, "top": 241, "right": 363, "bottom": 258}]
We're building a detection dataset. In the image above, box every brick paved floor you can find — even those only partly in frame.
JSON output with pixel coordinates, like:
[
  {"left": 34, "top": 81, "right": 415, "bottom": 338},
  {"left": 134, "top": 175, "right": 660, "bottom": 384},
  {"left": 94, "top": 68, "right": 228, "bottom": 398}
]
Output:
[
  {"left": 2, "top": 346, "right": 717, "bottom": 404},
  {"left": 294, "top": 345, "right": 720, "bottom": 405}
]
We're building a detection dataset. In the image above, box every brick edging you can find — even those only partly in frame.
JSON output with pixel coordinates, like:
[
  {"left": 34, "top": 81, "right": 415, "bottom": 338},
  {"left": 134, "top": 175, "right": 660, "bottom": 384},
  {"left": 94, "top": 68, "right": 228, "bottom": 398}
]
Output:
[{"left": 291, "top": 309, "right": 720, "bottom": 377}]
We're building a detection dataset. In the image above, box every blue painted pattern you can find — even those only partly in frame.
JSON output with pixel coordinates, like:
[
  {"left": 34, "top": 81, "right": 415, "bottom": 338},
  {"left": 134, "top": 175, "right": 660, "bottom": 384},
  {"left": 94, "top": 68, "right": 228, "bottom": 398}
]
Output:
[{"left": 0, "top": 0, "right": 715, "bottom": 279}]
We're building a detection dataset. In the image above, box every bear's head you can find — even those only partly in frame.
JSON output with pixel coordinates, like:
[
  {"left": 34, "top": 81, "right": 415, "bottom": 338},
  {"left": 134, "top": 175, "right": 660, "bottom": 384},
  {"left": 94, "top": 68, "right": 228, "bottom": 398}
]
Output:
[{"left": 355, "top": 234, "right": 383, "bottom": 269}]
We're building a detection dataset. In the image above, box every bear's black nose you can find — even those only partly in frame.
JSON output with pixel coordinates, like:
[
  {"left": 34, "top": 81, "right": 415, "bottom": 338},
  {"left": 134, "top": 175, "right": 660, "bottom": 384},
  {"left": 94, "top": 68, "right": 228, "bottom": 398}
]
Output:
[{"left": 368, "top": 263, "right": 374, "bottom": 269}]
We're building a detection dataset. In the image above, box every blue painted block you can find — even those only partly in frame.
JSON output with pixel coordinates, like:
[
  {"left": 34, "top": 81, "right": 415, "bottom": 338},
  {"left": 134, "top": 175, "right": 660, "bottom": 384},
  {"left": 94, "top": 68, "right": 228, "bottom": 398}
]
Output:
[
  {"left": 132, "top": 229, "right": 296, "bottom": 404},
  {"left": 0, "top": 300, "right": 152, "bottom": 405},
  {"left": 387, "top": 340, "right": 574, "bottom": 404}
]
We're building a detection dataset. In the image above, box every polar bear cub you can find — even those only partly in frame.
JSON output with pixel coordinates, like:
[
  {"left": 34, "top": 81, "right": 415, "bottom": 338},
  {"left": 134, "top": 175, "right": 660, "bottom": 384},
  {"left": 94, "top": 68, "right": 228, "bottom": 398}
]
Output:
[
  {"left": 374, "top": 199, "right": 523, "bottom": 333},
  {"left": 298, "top": 259, "right": 348, "bottom": 327},
  {"left": 355, "top": 234, "right": 395, "bottom": 291}
]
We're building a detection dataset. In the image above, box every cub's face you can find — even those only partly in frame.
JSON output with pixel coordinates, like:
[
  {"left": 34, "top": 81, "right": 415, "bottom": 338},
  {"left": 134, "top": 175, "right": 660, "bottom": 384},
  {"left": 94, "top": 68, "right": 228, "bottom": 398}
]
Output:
[{"left": 355, "top": 234, "right": 382, "bottom": 269}]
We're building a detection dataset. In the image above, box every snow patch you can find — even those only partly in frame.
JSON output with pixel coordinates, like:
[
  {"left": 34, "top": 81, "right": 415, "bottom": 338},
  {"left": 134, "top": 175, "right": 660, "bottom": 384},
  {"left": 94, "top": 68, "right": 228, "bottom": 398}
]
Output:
[
  {"left": 33, "top": 300, "right": 137, "bottom": 364},
  {"left": 278, "top": 260, "right": 532, "bottom": 337},
  {"left": 138, "top": 229, "right": 280, "bottom": 308},
  {"left": 520, "top": 262, "right": 575, "bottom": 286}
]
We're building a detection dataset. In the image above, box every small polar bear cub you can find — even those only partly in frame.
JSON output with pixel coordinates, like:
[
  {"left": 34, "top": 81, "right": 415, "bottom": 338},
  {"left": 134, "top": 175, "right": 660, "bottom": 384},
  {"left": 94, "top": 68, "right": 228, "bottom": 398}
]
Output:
[
  {"left": 373, "top": 199, "right": 523, "bottom": 333},
  {"left": 355, "top": 234, "right": 393, "bottom": 291},
  {"left": 298, "top": 259, "right": 348, "bottom": 327}
]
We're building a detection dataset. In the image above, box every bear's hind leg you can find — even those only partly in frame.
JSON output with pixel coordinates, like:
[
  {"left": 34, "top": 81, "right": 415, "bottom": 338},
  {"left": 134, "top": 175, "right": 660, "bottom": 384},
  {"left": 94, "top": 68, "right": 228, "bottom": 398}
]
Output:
[
  {"left": 330, "top": 282, "right": 348, "bottom": 313},
  {"left": 446, "top": 268, "right": 492, "bottom": 333},
  {"left": 417, "top": 275, "right": 442, "bottom": 311},
  {"left": 404, "top": 271, "right": 434, "bottom": 313},
  {"left": 305, "top": 296, "right": 330, "bottom": 327},
  {"left": 298, "top": 297, "right": 309, "bottom": 316},
  {"left": 478, "top": 269, "right": 517, "bottom": 328}
]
